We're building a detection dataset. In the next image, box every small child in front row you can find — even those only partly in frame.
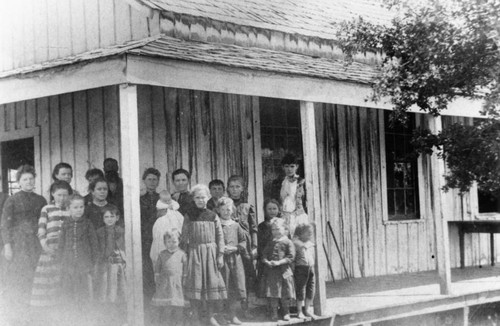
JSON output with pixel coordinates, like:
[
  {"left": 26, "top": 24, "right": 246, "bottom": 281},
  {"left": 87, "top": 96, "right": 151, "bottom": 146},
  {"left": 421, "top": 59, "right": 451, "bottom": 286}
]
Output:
[
  {"left": 293, "top": 223, "right": 317, "bottom": 319},
  {"left": 259, "top": 218, "right": 296, "bottom": 321},
  {"left": 152, "top": 230, "right": 187, "bottom": 326},
  {"left": 58, "top": 195, "right": 98, "bottom": 304},
  {"left": 257, "top": 199, "right": 281, "bottom": 284},
  {"left": 218, "top": 197, "right": 247, "bottom": 325},
  {"left": 95, "top": 207, "right": 126, "bottom": 303}
]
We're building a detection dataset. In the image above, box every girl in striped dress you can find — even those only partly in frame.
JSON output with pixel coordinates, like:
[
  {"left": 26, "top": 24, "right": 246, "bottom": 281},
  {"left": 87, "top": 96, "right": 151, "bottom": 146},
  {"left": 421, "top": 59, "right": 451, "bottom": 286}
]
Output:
[{"left": 31, "top": 180, "right": 72, "bottom": 306}]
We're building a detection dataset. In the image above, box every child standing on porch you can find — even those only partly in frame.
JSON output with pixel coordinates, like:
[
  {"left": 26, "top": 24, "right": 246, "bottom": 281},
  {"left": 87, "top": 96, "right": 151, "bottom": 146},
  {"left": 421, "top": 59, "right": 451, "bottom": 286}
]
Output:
[
  {"left": 227, "top": 175, "right": 257, "bottom": 318},
  {"left": 30, "top": 180, "right": 72, "bottom": 307},
  {"left": 218, "top": 197, "right": 247, "bottom": 325},
  {"left": 257, "top": 199, "right": 282, "bottom": 286},
  {"left": 182, "top": 184, "right": 227, "bottom": 326},
  {"left": 293, "top": 223, "right": 317, "bottom": 319},
  {"left": 58, "top": 195, "right": 98, "bottom": 304},
  {"left": 152, "top": 230, "right": 187, "bottom": 326},
  {"left": 95, "top": 206, "right": 126, "bottom": 303},
  {"left": 260, "top": 218, "right": 295, "bottom": 321}
]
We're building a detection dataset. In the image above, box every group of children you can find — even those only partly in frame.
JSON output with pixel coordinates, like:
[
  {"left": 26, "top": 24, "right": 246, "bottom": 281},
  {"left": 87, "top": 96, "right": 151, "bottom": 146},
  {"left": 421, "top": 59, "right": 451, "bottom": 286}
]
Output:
[
  {"left": 146, "top": 153, "right": 316, "bottom": 326},
  {"left": 1, "top": 153, "right": 317, "bottom": 326}
]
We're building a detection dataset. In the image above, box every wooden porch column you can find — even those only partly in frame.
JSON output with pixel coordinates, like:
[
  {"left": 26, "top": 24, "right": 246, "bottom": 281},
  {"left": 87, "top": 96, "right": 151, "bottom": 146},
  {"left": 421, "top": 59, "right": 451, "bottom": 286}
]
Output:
[
  {"left": 119, "top": 84, "right": 144, "bottom": 326},
  {"left": 300, "top": 101, "right": 327, "bottom": 315},
  {"left": 429, "top": 115, "right": 452, "bottom": 295}
]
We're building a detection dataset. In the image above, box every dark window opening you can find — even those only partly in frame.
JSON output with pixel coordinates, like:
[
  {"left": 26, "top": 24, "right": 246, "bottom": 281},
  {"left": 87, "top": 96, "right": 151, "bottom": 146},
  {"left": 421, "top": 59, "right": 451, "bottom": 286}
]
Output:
[
  {"left": 385, "top": 112, "right": 420, "bottom": 220},
  {"left": 1, "top": 137, "right": 34, "bottom": 195},
  {"left": 478, "top": 190, "right": 500, "bottom": 214},
  {"left": 259, "top": 98, "right": 303, "bottom": 200}
]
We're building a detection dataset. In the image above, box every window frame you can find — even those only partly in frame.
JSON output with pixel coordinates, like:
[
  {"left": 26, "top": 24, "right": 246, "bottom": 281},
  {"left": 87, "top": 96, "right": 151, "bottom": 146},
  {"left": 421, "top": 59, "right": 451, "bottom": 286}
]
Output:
[{"left": 380, "top": 111, "right": 425, "bottom": 224}]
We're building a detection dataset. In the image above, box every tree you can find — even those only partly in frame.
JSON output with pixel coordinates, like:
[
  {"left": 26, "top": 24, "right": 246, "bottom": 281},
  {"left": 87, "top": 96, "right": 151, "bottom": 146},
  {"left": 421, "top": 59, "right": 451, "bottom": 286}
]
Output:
[{"left": 337, "top": 0, "right": 500, "bottom": 195}]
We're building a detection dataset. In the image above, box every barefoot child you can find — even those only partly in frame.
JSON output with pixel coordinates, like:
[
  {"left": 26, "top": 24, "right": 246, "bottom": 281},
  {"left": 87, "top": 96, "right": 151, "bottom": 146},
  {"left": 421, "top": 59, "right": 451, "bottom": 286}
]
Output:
[
  {"left": 260, "top": 218, "right": 295, "bottom": 321},
  {"left": 95, "top": 207, "right": 126, "bottom": 303},
  {"left": 150, "top": 190, "right": 183, "bottom": 265},
  {"left": 152, "top": 230, "right": 187, "bottom": 325},
  {"left": 182, "top": 184, "right": 227, "bottom": 326},
  {"left": 31, "top": 180, "right": 72, "bottom": 306},
  {"left": 58, "top": 195, "right": 98, "bottom": 303},
  {"left": 293, "top": 223, "right": 317, "bottom": 319},
  {"left": 218, "top": 197, "right": 246, "bottom": 325}
]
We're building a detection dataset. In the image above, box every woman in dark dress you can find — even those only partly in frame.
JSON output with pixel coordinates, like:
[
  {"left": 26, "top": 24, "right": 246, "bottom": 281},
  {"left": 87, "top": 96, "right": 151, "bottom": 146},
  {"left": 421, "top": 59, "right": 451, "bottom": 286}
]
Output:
[{"left": 1, "top": 165, "right": 47, "bottom": 304}]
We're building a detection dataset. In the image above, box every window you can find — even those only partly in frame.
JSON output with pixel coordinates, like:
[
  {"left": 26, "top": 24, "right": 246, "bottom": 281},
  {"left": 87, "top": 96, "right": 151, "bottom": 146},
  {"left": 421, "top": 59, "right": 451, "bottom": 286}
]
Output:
[
  {"left": 1, "top": 137, "right": 34, "bottom": 195},
  {"left": 385, "top": 112, "right": 420, "bottom": 220},
  {"left": 478, "top": 190, "right": 500, "bottom": 214},
  {"left": 259, "top": 97, "right": 303, "bottom": 200}
]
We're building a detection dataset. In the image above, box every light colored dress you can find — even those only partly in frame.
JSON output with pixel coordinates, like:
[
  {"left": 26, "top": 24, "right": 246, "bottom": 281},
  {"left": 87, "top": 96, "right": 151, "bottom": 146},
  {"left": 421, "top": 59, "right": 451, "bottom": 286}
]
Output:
[
  {"left": 150, "top": 199, "right": 183, "bottom": 265},
  {"left": 31, "top": 203, "right": 70, "bottom": 306},
  {"left": 220, "top": 219, "right": 247, "bottom": 300},
  {"left": 152, "top": 248, "right": 187, "bottom": 306}
]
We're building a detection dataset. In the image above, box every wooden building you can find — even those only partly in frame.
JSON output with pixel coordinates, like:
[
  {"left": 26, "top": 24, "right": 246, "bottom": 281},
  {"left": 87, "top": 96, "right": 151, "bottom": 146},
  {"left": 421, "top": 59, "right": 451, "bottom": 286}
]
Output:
[{"left": 0, "top": 0, "right": 495, "bottom": 325}]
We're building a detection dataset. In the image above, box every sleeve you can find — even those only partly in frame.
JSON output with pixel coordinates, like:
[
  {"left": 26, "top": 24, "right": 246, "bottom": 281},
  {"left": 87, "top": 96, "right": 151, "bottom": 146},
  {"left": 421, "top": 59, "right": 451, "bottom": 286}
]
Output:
[
  {"left": 237, "top": 225, "right": 247, "bottom": 253},
  {"left": 214, "top": 215, "right": 225, "bottom": 256},
  {"left": 0, "top": 197, "right": 15, "bottom": 245},
  {"left": 283, "top": 239, "right": 296, "bottom": 264},
  {"left": 248, "top": 205, "right": 258, "bottom": 249},
  {"left": 37, "top": 206, "right": 49, "bottom": 245},
  {"left": 88, "top": 221, "right": 99, "bottom": 265}
]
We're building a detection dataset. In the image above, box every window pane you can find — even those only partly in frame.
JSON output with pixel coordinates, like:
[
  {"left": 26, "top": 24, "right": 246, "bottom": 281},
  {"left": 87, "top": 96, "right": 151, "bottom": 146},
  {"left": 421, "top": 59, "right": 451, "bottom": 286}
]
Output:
[
  {"left": 406, "top": 190, "right": 415, "bottom": 216},
  {"left": 395, "top": 190, "right": 405, "bottom": 215},
  {"left": 385, "top": 111, "right": 420, "bottom": 220},
  {"left": 394, "top": 163, "right": 405, "bottom": 188}
]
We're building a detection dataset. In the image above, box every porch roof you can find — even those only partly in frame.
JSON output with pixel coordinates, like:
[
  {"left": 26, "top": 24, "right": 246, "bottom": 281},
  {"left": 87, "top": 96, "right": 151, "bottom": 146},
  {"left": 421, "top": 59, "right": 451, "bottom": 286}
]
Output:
[
  {"left": 0, "top": 35, "right": 378, "bottom": 84},
  {"left": 141, "top": 0, "right": 393, "bottom": 40}
]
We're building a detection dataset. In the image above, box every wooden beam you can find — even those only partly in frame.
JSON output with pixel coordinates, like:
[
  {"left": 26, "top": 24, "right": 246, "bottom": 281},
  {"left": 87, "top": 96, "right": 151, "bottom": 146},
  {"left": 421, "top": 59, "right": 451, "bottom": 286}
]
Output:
[
  {"left": 126, "top": 55, "right": 485, "bottom": 118},
  {"left": 251, "top": 96, "right": 265, "bottom": 222},
  {"left": 0, "top": 57, "right": 127, "bottom": 105},
  {"left": 428, "top": 115, "right": 452, "bottom": 294},
  {"left": 300, "top": 101, "right": 327, "bottom": 315},
  {"left": 119, "top": 84, "right": 144, "bottom": 326}
]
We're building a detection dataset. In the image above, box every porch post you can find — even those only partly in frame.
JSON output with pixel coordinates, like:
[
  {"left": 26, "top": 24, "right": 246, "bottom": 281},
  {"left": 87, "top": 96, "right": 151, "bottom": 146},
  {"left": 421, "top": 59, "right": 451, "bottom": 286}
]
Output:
[
  {"left": 119, "top": 84, "right": 144, "bottom": 325},
  {"left": 429, "top": 115, "right": 452, "bottom": 294},
  {"left": 300, "top": 101, "right": 327, "bottom": 315}
]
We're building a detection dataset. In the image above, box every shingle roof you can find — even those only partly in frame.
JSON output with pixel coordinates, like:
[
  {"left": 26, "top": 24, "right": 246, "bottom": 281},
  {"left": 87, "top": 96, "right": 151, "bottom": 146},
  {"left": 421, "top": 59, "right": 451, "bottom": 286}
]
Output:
[
  {"left": 141, "top": 0, "right": 393, "bottom": 40},
  {"left": 0, "top": 36, "right": 378, "bottom": 85},
  {"left": 129, "top": 36, "right": 377, "bottom": 83}
]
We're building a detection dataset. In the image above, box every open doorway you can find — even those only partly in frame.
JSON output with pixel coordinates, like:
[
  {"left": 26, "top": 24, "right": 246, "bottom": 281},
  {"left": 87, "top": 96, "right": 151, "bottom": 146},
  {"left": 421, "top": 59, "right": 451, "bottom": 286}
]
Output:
[{"left": 1, "top": 137, "right": 34, "bottom": 195}]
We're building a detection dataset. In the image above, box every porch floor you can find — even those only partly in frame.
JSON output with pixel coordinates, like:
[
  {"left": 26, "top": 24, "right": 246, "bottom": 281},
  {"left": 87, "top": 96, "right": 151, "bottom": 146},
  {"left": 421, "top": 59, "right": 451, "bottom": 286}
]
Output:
[{"left": 327, "top": 266, "right": 500, "bottom": 325}]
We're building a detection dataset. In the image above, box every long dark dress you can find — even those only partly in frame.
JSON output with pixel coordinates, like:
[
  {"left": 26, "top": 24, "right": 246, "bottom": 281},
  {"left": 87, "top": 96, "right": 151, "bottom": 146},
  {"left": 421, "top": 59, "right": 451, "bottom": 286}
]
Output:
[
  {"left": 172, "top": 191, "right": 193, "bottom": 216},
  {"left": 58, "top": 216, "right": 98, "bottom": 302},
  {"left": 221, "top": 220, "right": 247, "bottom": 300},
  {"left": 140, "top": 191, "right": 160, "bottom": 302},
  {"left": 0, "top": 190, "right": 47, "bottom": 303},
  {"left": 182, "top": 207, "right": 227, "bottom": 301}
]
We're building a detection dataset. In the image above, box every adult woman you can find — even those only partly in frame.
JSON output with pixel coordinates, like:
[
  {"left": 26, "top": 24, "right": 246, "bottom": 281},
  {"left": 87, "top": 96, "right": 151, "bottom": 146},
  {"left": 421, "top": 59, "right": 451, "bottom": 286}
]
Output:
[
  {"left": 1, "top": 165, "right": 47, "bottom": 304},
  {"left": 140, "top": 168, "right": 161, "bottom": 304}
]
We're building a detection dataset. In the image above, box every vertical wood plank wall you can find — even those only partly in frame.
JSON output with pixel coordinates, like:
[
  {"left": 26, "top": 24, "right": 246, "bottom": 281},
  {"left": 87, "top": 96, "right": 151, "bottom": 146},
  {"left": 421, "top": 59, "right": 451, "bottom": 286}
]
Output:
[
  {"left": 0, "top": 86, "right": 121, "bottom": 199},
  {"left": 0, "top": 88, "right": 483, "bottom": 279},
  {"left": 136, "top": 86, "right": 262, "bottom": 221},
  {"left": 314, "top": 104, "right": 481, "bottom": 280},
  {"left": 0, "top": 0, "right": 160, "bottom": 72}
]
